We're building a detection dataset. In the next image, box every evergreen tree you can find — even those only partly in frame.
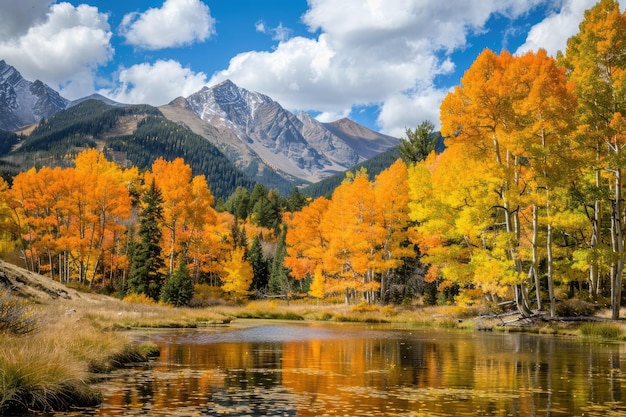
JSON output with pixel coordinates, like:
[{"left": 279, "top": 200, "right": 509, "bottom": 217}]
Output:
[
  {"left": 248, "top": 235, "right": 269, "bottom": 293},
  {"left": 160, "top": 259, "right": 194, "bottom": 307},
  {"left": 127, "top": 179, "right": 166, "bottom": 300},
  {"left": 286, "top": 186, "right": 308, "bottom": 212},
  {"left": 397, "top": 120, "right": 440, "bottom": 164},
  {"left": 268, "top": 226, "right": 291, "bottom": 298},
  {"left": 252, "top": 196, "right": 276, "bottom": 229}
]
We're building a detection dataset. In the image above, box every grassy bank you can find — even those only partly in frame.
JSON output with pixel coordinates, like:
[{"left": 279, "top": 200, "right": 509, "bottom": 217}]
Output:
[{"left": 0, "top": 293, "right": 161, "bottom": 415}]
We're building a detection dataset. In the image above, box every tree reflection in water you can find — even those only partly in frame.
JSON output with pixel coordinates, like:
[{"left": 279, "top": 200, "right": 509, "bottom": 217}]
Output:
[{"left": 54, "top": 322, "right": 626, "bottom": 416}]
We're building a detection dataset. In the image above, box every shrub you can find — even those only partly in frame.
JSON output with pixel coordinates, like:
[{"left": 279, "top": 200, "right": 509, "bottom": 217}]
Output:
[
  {"left": 555, "top": 299, "right": 600, "bottom": 317},
  {"left": 0, "top": 288, "right": 38, "bottom": 335},
  {"left": 380, "top": 305, "right": 398, "bottom": 317},
  {"left": 351, "top": 301, "right": 377, "bottom": 313},
  {"left": 122, "top": 292, "right": 156, "bottom": 305},
  {"left": 189, "top": 284, "right": 226, "bottom": 307}
]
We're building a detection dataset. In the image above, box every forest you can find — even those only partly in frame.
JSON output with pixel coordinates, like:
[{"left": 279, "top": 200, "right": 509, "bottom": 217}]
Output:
[
  {"left": 0, "top": 100, "right": 255, "bottom": 200},
  {"left": 0, "top": 0, "right": 624, "bottom": 318}
]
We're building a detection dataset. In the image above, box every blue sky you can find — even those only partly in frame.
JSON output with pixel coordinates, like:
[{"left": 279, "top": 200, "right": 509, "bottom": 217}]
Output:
[{"left": 0, "top": 0, "right": 602, "bottom": 136}]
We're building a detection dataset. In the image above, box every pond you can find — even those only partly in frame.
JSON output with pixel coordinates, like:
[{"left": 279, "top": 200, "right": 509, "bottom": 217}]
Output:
[{"left": 55, "top": 321, "right": 626, "bottom": 416}]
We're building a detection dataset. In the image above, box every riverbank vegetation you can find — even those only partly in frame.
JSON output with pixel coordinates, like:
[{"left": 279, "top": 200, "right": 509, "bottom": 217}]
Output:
[
  {"left": 3, "top": 276, "right": 626, "bottom": 415},
  {"left": 0, "top": 288, "right": 160, "bottom": 415}
]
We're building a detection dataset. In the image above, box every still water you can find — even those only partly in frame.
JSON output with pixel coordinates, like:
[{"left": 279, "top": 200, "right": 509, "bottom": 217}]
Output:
[{"left": 58, "top": 321, "right": 626, "bottom": 416}]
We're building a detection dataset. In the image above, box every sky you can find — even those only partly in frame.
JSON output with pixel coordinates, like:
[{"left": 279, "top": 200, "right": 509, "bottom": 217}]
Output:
[{"left": 0, "top": 0, "right": 603, "bottom": 137}]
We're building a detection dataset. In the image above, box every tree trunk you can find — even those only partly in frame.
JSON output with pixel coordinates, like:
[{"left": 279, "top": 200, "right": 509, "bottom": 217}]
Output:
[
  {"left": 530, "top": 204, "right": 541, "bottom": 310},
  {"left": 611, "top": 169, "right": 624, "bottom": 319}
]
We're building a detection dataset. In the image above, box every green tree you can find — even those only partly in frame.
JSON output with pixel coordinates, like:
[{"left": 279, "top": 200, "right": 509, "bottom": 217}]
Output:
[
  {"left": 160, "top": 259, "right": 194, "bottom": 307},
  {"left": 248, "top": 235, "right": 269, "bottom": 293},
  {"left": 398, "top": 120, "right": 440, "bottom": 164},
  {"left": 225, "top": 186, "right": 251, "bottom": 220},
  {"left": 286, "top": 186, "right": 308, "bottom": 212},
  {"left": 269, "top": 227, "right": 292, "bottom": 298},
  {"left": 127, "top": 179, "right": 165, "bottom": 301}
]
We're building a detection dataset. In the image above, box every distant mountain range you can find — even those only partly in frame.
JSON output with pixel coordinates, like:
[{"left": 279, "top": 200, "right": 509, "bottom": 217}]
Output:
[{"left": 0, "top": 60, "right": 399, "bottom": 191}]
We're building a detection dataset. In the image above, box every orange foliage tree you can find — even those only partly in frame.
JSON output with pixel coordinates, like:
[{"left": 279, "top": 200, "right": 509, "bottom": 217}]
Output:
[{"left": 285, "top": 160, "right": 414, "bottom": 304}]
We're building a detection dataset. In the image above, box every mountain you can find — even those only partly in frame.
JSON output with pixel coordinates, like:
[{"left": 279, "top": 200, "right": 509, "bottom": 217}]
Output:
[
  {"left": 302, "top": 146, "right": 403, "bottom": 198},
  {"left": 68, "top": 93, "right": 125, "bottom": 108},
  {"left": 0, "top": 60, "right": 68, "bottom": 131},
  {"left": 0, "top": 99, "right": 255, "bottom": 200},
  {"left": 0, "top": 61, "right": 400, "bottom": 195},
  {"left": 161, "top": 80, "right": 399, "bottom": 188}
]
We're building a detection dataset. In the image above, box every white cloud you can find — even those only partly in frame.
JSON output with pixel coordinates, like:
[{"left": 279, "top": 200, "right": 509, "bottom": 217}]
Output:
[
  {"left": 0, "top": 0, "right": 53, "bottom": 39},
  {"left": 255, "top": 20, "right": 292, "bottom": 42},
  {"left": 209, "top": 0, "right": 549, "bottom": 135},
  {"left": 0, "top": 2, "right": 113, "bottom": 100},
  {"left": 377, "top": 88, "right": 447, "bottom": 137},
  {"left": 100, "top": 59, "right": 207, "bottom": 105},
  {"left": 315, "top": 109, "right": 351, "bottom": 123},
  {"left": 516, "top": 0, "right": 599, "bottom": 56},
  {"left": 120, "top": 0, "right": 215, "bottom": 50},
  {"left": 255, "top": 20, "right": 267, "bottom": 33}
]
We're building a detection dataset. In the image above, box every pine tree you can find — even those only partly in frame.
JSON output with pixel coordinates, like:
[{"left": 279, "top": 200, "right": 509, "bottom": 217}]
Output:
[
  {"left": 268, "top": 227, "right": 291, "bottom": 298},
  {"left": 160, "top": 259, "right": 194, "bottom": 307},
  {"left": 248, "top": 235, "right": 269, "bottom": 293},
  {"left": 127, "top": 179, "right": 165, "bottom": 301},
  {"left": 397, "top": 120, "right": 439, "bottom": 164}
]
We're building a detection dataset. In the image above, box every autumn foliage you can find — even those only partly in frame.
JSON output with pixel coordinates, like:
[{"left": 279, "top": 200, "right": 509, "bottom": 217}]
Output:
[{"left": 0, "top": 1, "right": 624, "bottom": 315}]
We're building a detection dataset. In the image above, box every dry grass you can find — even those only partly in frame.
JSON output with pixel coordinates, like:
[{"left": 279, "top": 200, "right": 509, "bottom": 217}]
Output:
[
  {"left": 0, "top": 295, "right": 166, "bottom": 414},
  {"left": 218, "top": 299, "right": 473, "bottom": 329}
]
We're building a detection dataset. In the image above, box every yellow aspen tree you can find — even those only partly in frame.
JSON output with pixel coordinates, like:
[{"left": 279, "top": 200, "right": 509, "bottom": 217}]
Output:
[
  {"left": 74, "top": 150, "right": 132, "bottom": 286},
  {"left": 145, "top": 157, "right": 193, "bottom": 274},
  {"left": 221, "top": 247, "right": 253, "bottom": 300},
  {"left": 507, "top": 49, "right": 578, "bottom": 316},
  {"left": 440, "top": 49, "right": 531, "bottom": 315},
  {"left": 183, "top": 175, "right": 218, "bottom": 281},
  {"left": 560, "top": 0, "right": 626, "bottom": 318},
  {"left": 284, "top": 196, "right": 330, "bottom": 282},
  {"left": 309, "top": 265, "right": 326, "bottom": 301},
  {"left": 373, "top": 159, "right": 415, "bottom": 303}
]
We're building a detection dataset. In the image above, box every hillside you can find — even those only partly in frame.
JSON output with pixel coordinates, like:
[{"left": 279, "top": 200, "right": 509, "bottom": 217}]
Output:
[
  {"left": 0, "top": 259, "right": 87, "bottom": 302},
  {"left": 302, "top": 146, "right": 403, "bottom": 198},
  {"left": 0, "top": 100, "right": 255, "bottom": 200}
]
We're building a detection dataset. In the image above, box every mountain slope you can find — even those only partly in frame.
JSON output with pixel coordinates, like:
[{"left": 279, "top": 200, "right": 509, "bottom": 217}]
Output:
[
  {"left": 302, "top": 146, "right": 403, "bottom": 198},
  {"left": 0, "top": 60, "right": 68, "bottom": 131},
  {"left": 159, "top": 100, "right": 293, "bottom": 192},
  {"left": 0, "top": 61, "right": 401, "bottom": 195},
  {"left": 161, "top": 80, "right": 399, "bottom": 188},
  {"left": 1, "top": 100, "right": 255, "bottom": 199}
]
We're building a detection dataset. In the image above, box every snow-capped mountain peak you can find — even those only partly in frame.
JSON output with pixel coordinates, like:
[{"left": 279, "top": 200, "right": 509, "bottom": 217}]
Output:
[
  {"left": 0, "top": 60, "right": 69, "bottom": 131},
  {"left": 167, "top": 80, "right": 399, "bottom": 185}
]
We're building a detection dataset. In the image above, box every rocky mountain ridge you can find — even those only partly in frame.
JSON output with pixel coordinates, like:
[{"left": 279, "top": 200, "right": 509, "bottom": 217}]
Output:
[
  {"left": 0, "top": 61, "right": 399, "bottom": 188},
  {"left": 165, "top": 80, "right": 398, "bottom": 185},
  {"left": 0, "top": 60, "right": 69, "bottom": 131}
]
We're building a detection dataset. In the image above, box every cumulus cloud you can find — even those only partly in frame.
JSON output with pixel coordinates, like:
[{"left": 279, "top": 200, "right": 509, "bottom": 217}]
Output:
[
  {"left": 0, "top": 0, "right": 53, "bottom": 39},
  {"left": 209, "top": 0, "right": 549, "bottom": 135},
  {"left": 516, "top": 0, "right": 598, "bottom": 56},
  {"left": 100, "top": 59, "right": 207, "bottom": 105},
  {"left": 0, "top": 2, "right": 113, "bottom": 100},
  {"left": 120, "top": 0, "right": 215, "bottom": 50}
]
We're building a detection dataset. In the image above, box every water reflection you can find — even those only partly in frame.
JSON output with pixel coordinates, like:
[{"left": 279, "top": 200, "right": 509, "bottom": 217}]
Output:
[{"left": 57, "top": 322, "right": 626, "bottom": 416}]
